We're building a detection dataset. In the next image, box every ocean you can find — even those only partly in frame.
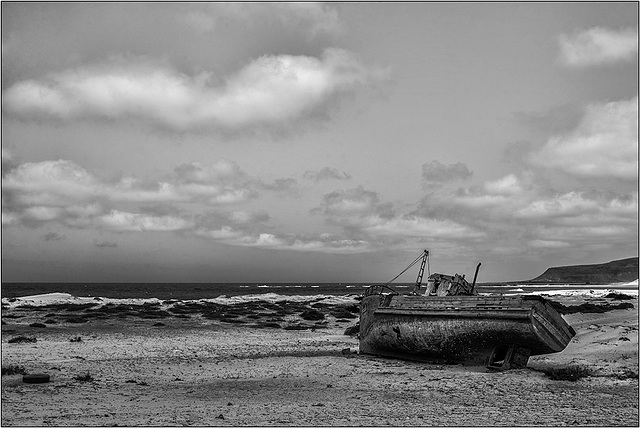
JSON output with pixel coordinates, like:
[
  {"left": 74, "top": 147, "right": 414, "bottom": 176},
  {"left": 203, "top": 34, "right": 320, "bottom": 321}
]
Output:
[{"left": 2, "top": 281, "right": 637, "bottom": 300}]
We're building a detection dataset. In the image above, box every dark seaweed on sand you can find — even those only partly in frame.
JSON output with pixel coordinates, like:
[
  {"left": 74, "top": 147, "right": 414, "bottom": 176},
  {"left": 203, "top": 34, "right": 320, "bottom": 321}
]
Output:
[
  {"left": 543, "top": 365, "right": 592, "bottom": 381},
  {"left": 329, "top": 308, "right": 357, "bottom": 319},
  {"left": 550, "top": 301, "right": 634, "bottom": 314},
  {"left": 3, "top": 295, "right": 362, "bottom": 330},
  {"left": 66, "top": 317, "right": 89, "bottom": 324},
  {"left": 283, "top": 324, "right": 313, "bottom": 330},
  {"left": 166, "top": 299, "right": 323, "bottom": 323},
  {"left": 603, "top": 292, "right": 635, "bottom": 300},
  {"left": 220, "top": 317, "right": 247, "bottom": 324},
  {"left": 29, "top": 322, "right": 47, "bottom": 328},
  {"left": 252, "top": 321, "right": 281, "bottom": 329},
  {"left": 40, "top": 302, "right": 99, "bottom": 312},
  {"left": 81, "top": 303, "right": 172, "bottom": 319},
  {"left": 7, "top": 336, "right": 37, "bottom": 343},
  {"left": 344, "top": 322, "right": 360, "bottom": 336},
  {"left": 74, "top": 372, "right": 95, "bottom": 382},
  {"left": 168, "top": 301, "right": 222, "bottom": 315},
  {"left": 300, "top": 309, "right": 325, "bottom": 321},
  {"left": 15, "top": 306, "right": 47, "bottom": 311},
  {"left": 1, "top": 364, "right": 28, "bottom": 376}
]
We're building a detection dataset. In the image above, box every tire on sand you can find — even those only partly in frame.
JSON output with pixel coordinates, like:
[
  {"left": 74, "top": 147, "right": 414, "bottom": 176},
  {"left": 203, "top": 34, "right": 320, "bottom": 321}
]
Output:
[{"left": 23, "top": 373, "right": 50, "bottom": 384}]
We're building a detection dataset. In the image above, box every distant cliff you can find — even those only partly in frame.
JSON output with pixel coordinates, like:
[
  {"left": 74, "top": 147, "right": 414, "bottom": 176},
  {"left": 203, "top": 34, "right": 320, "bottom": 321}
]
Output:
[{"left": 527, "top": 257, "right": 639, "bottom": 284}]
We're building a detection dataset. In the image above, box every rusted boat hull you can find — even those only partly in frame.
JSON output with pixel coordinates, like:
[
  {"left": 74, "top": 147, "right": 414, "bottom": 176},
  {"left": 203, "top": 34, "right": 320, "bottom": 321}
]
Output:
[{"left": 359, "top": 294, "right": 575, "bottom": 368}]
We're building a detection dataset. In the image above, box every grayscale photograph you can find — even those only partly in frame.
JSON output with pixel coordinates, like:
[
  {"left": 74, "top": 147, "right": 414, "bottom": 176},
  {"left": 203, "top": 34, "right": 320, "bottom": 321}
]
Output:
[{"left": 1, "top": 2, "right": 638, "bottom": 426}]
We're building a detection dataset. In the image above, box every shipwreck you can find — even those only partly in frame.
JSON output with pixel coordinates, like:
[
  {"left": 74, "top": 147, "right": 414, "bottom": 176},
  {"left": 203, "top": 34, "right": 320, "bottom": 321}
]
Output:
[{"left": 359, "top": 250, "right": 576, "bottom": 370}]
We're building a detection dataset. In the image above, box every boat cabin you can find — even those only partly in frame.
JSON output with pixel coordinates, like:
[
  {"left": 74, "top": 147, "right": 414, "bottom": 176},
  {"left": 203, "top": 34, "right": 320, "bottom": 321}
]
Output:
[{"left": 424, "top": 273, "right": 477, "bottom": 297}]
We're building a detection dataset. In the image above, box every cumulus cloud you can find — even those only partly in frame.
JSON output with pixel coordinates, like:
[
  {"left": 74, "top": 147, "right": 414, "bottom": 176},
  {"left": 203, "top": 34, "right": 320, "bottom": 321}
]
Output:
[
  {"left": 2, "top": 156, "right": 382, "bottom": 254},
  {"left": 303, "top": 167, "right": 351, "bottom": 182},
  {"left": 516, "top": 191, "right": 608, "bottom": 220},
  {"left": 172, "top": 160, "right": 260, "bottom": 204},
  {"left": 2, "top": 160, "right": 101, "bottom": 207},
  {"left": 191, "top": 210, "right": 272, "bottom": 246},
  {"left": 438, "top": 173, "right": 534, "bottom": 213},
  {"left": 483, "top": 174, "right": 526, "bottom": 196},
  {"left": 5, "top": 152, "right": 635, "bottom": 257},
  {"left": 1, "top": 157, "right": 274, "bottom": 232},
  {"left": 520, "top": 190, "right": 636, "bottom": 248},
  {"left": 174, "top": 159, "right": 245, "bottom": 183},
  {"left": 422, "top": 160, "right": 472, "bottom": 184},
  {"left": 529, "top": 97, "right": 638, "bottom": 181},
  {"left": 414, "top": 166, "right": 638, "bottom": 255},
  {"left": 2, "top": 158, "right": 260, "bottom": 211},
  {"left": 515, "top": 192, "right": 638, "bottom": 231},
  {"left": 262, "top": 178, "right": 301, "bottom": 198},
  {"left": 193, "top": 206, "right": 378, "bottom": 254},
  {"left": 531, "top": 224, "right": 633, "bottom": 248},
  {"left": 528, "top": 239, "right": 571, "bottom": 249},
  {"left": 558, "top": 26, "right": 638, "bottom": 67},
  {"left": 96, "top": 210, "right": 192, "bottom": 232},
  {"left": 310, "top": 185, "right": 486, "bottom": 247},
  {"left": 312, "top": 186, "right": 394, "bottom": 219},
  {"left": 3, "top": 49, "right": 385, "bottom": 131},
  {"left": 362, "top": 216, "right": 485, "bottom": 240},
  {"left": 195, "top": 226, "right": 371, "bottom": 254}
]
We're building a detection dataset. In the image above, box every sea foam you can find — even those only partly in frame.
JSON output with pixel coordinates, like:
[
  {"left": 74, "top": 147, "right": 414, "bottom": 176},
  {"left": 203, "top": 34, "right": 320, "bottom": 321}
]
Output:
[{"left": 1, "top": 291, "right": 360, "bottom": 309}]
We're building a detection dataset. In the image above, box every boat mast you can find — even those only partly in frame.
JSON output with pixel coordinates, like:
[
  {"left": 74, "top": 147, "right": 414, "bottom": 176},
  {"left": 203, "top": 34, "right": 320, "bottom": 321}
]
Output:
[
  {"left": 471, "top": 262, "right": 482, "bottom": 291},
  {"left": 413, "top": 249, "right": 430, "bottom": 293}
]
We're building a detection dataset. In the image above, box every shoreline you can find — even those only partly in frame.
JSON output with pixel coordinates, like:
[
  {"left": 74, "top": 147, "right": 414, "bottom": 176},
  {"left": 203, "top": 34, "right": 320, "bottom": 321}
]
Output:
[{"left": 1, "top": 279, "right": 637, "bottom": 301}]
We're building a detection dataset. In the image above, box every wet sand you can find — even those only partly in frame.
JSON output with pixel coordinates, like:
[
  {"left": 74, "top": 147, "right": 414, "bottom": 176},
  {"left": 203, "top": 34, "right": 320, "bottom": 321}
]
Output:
[{"left": 1, "top": 293, "right": 638, "bottom": 426}]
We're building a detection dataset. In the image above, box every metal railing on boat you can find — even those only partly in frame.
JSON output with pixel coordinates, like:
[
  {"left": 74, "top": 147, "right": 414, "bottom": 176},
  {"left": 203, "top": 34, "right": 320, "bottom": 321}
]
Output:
[{"left": 362, "top": 284, "right": 400, "bottom": 297}]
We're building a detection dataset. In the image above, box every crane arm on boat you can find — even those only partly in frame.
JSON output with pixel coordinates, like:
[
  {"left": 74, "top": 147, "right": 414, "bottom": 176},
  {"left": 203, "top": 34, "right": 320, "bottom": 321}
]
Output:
[{"left": 412, "top": 250, "right": 430, "bottom": 294}]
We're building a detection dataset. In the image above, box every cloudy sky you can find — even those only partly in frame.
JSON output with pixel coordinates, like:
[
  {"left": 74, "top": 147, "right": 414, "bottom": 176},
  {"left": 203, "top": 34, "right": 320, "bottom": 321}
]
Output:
[{"left": 2, "top": 3, "right": 638, "bottom": 283}]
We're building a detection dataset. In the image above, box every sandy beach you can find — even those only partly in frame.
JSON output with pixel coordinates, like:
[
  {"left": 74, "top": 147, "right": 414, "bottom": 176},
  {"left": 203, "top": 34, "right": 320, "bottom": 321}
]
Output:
[{"left": 2, "top": 290, "right": 638, "bottom": 426}]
